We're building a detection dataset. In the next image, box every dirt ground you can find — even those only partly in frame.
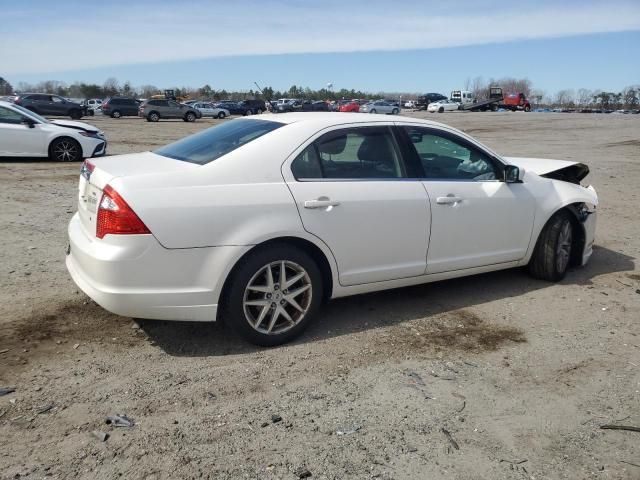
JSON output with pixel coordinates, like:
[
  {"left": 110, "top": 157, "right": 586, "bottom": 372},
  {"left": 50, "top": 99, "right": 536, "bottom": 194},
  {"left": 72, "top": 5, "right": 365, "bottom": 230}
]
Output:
[{"left": 0, "top": 111, "right": 639, "bottom": 480}]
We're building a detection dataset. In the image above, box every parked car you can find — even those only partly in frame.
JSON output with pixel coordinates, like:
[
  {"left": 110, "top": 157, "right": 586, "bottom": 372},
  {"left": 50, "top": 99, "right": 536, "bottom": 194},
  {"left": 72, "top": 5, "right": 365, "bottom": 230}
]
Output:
[
  {"left": 427, "top": 99, "right": 460, "bottom": 113},
  {"left": 0, "top": 100, "right": 106, "bottom": 161},
  {"left": 192, "top": 102, "right": 231, "bottom": 119},
  {"left": 65, "top": 112, "right": 598, "bottom": 346},
  {"left": 404, "top": 100, "right": 417, "bottom": 108},
  {"left": 339, "top": 101, "right": 360, "bottom": 113},
  {"left": 240, "top": 99, "right": 267, "bottom": 114},
  {"left": 139, "top": 99, "right": 202, "bottom": 122},
  {"left": 301, "top": 100, "right": 329, "bottom": 112},
  {"left": 82, "top": 98, "right": 103, "bottom": 116},
  {"left": 359, "top": 101, "right": 399, "bottom": 114},
  {"left": 415, "top": 93, "right": 448, "bottom": 110},
  {"left": 215, "top": 102, "right": 253, "bottom": 116},
  {"left": 14, "top": 93, "right": 86, "bottom": 119},
  {"left": 274, "top": 99, "right": 303, "bottom": 113},
  {"left": 100, "top": 97, "right": 140, "bottom": 118}
]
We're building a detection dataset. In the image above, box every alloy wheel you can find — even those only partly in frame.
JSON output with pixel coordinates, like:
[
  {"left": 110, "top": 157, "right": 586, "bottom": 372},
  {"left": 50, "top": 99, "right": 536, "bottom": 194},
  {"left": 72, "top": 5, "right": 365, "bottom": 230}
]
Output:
[
  {"left": 53, "top": 140, "right": 79, "bottom": 162},
  {"left": 556, "top": 220, "right": 572, "bottom": 272},
  {"left": 242, "top": 260, "right": 312, "bottom": 335}
]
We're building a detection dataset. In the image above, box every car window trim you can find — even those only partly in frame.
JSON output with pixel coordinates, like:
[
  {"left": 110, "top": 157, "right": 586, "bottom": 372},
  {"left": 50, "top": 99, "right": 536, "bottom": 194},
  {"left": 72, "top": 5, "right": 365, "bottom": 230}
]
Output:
[
  {"left": 395, "top": 124, "right": 506, "bottom": 182},
  {"left": 291, "top": 125, "right": 412, "bottom": 182}
]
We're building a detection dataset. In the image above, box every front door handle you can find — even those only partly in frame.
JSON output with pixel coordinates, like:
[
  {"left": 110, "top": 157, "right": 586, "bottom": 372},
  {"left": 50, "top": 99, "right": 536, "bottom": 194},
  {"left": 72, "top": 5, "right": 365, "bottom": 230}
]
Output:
[
  {"left": 436, "top": 195, "right": 463, "bottom": 205},
  {"left": 304, "top": 197, "right": 341, "bottom": 209}
]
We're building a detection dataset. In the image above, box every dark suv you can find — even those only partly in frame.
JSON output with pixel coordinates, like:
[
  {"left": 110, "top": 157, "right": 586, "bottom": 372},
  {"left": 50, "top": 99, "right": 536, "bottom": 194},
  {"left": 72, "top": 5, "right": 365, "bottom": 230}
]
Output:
[
  {"left": 415, "top": 93, "right": 448, "bottom": 110},
  {"left": 240, "top": 99, "right": 266, "bottom": 114},
  {"left": 101, "top": 97, "right": 140, "bottom": 118},
  {"left": 14, "top": 93, "right": 85, "bottom": 119}
]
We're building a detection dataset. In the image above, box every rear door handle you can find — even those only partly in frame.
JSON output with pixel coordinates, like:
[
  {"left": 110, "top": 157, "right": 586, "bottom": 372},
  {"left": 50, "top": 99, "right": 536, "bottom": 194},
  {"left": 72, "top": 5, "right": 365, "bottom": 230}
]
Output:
[
  {"left": 436, "top": 195, "right": 463, "bottom": 205},
  {"left": 304, "top": 197, "right": 341, "bottom": 209}
]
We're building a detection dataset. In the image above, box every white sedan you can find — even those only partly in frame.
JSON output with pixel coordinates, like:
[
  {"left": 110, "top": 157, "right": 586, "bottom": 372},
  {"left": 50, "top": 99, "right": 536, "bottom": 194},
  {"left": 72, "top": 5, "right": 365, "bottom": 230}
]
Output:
[
  {"left": 0, "top": 100, "right": 106, "bottom": 161},
  {"left": 66, "top": 113, "right": 597, "bottom": 346},
  {"left": 192, "top": 102, "right": 231, "bottom": 119},
  {"left": 427, "top": 99, "right": 460, "bottom": 113}
]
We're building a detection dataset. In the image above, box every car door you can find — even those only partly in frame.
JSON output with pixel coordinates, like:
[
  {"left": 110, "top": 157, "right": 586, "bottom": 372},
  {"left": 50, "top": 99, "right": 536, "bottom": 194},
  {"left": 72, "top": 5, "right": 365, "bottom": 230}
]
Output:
[
  {"left": 50, "top": 96, "right": 67, "bottom": 115},
  {"left": 284, "top": 124, "right": 430, "bottom": 286},
  {"left": 0, "top": 106, "right": 47, "bottom": 156},
  {"left": 398, "top": 125, "right": 536, "bottom": 274}
]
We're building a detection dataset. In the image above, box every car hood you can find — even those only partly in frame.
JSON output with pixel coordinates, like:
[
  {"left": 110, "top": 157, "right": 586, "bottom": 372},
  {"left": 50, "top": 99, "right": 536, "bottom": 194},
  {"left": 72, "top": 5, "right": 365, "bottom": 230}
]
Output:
[
  {"left": 504, "top": 157, "right": 589, "bottom": 183},
  {"left": 51, "top": 119, "right": 99, "bottom": 132}
]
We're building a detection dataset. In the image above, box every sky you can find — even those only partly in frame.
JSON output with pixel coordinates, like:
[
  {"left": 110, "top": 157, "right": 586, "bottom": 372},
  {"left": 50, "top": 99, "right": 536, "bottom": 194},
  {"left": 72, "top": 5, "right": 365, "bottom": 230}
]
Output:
[{"left": 1, "top": 0, "right": 639, "bottom": 94}]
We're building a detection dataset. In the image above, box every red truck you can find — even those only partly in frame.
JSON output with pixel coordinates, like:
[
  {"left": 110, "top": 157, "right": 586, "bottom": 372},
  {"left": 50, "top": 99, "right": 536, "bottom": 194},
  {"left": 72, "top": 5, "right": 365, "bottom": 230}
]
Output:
[{"left": 501, "top": 92, "right": 531, "bottom": 112}]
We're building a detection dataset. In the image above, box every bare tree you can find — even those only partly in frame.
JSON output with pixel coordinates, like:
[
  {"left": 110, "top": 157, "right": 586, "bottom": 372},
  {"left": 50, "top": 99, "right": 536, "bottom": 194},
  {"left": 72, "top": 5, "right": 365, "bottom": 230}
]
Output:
[
  {"left": 576, "top": 88, "right": 592, "bottom": 107},
  {"left": 103, "top": 77, "right": 120, "bottom": 96},
  {"left": 554, "top": 89, "right": 575, "bottom": 108}
]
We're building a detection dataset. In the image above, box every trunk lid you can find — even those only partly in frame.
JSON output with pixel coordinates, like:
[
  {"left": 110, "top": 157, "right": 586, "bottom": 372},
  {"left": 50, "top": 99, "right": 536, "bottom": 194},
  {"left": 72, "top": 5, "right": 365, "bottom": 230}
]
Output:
[{"left": 77, "top": 151, "right": 198, "bottom": 237}]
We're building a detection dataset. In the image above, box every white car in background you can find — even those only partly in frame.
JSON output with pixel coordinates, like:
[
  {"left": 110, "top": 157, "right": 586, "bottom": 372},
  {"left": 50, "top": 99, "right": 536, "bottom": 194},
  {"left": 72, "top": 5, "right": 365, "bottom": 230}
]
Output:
[
  {"left": 427, "top": 99, "right": 460, "bottom": 113},
  {"left": 192, "top": 102, "right": 231, "bottom": 119},
  {"left": 0, "top": 100, "right": 106, "bottom": 161},
  {"left": 66, "top": 112, "right": 597, "bottom": 346}
]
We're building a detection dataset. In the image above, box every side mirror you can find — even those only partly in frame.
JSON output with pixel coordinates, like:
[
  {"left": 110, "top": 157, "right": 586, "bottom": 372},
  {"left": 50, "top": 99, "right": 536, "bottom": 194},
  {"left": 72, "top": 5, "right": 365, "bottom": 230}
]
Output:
[
  {"left": 22, "top": 117, "right": 36, "bottom": 128},
  {"left": 504, "top": 165, "right": 524, "bottom": 183}
]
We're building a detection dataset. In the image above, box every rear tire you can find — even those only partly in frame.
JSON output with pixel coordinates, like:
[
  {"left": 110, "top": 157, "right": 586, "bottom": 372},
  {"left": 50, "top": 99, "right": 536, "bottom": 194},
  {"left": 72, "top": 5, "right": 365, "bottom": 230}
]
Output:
[
  {"left": 185, "top": 112, "right": 196, "bottom": 122},
  {"left": 217, "top": 111, "right": 226, "bottom": 119},
  {"left": 392, "top": 108, "right": 399, "bottom": 115},
  {"left": 49, "top": 137, "right": 82, "bottom": 162},
  {"left": 245, "top": 110, "right": 252, "bottom": 116},
  {"left": 221, "top": 244, "right": 323, "bottom": 346},
  {"left": 370, "top": 109, "right": 377, "bottom": 114},
  {"left": 69, "top": 109, "right": 81, "bottom": 120},
  {"left": 528, "top": 210, "right": 574, "bottom": 282},
  {"left": 438, "top": 107, "right": 444, "bottom": 113},
  {"left": 524, "top": 105, "right": 531, "bottom": 112}
]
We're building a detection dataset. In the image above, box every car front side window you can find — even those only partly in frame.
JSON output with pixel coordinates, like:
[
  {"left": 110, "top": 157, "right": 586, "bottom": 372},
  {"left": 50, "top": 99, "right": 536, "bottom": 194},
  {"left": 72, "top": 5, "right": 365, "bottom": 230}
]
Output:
[
  {"left": 291, "top": 126, "right": 405, "bottom": 180},
  {"left": 0, "top": 106, "right": 25, "bottom": 125},
  {"left": 403, "top": 127, "right": 499, "bottom": 181}
]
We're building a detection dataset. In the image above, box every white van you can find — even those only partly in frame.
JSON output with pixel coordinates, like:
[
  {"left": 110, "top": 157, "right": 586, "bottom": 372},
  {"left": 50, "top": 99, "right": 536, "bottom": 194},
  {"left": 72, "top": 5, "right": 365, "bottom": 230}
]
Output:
[{"left": 451, "top": 90, "right": 475, "bottom": 105}]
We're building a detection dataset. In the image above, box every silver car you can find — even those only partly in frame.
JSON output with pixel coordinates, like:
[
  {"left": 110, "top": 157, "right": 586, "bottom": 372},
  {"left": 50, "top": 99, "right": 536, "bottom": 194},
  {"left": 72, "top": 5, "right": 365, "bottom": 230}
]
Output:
[
  {"left": 359, "top": 101, "right": 400, "bottom": 115},
  {"left": 193, "top": 102, "right": 231, "bottom": 119}
]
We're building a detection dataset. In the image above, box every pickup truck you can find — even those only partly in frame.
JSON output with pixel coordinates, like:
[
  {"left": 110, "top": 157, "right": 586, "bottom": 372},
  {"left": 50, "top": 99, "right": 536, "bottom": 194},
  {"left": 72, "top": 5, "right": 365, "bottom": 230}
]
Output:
[{"left": 501, "top": 92, "right": 531, "bottom": 112}]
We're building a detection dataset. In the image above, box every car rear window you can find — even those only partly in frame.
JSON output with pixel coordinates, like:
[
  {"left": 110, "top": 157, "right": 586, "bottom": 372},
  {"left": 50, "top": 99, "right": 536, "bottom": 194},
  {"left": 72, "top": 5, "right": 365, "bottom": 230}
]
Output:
[{"left": 154, "top": 119, "right": 285, "bottom": 165}]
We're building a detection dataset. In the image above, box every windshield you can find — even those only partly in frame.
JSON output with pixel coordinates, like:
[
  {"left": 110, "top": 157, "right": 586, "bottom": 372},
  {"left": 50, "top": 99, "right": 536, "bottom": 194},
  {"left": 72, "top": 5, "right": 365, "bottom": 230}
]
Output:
[
  {"left": 154, "top": 119, "right": 284, "bottom": 165},
  {"left": 12, "top": 103, "right": 50, "bottom": 123}
]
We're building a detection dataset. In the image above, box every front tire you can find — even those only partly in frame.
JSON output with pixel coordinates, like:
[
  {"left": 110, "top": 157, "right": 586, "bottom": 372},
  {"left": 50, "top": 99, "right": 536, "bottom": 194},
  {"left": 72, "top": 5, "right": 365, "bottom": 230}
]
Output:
[
  {"left": 69, "top": 109, "right": 82, "bottom": 120},
  {"left": 217, "top": 111, "right": 226, "bottom": 119},
  {"left": 392, "top": 108, "right": 399, "bottom": 115},
  {"left": 370, "top": 109, "right": 377, "bottom": 114},
  {"left": 438, "top": 107, "right": 444, "bottom": 113},
  {"left": 111, "top": 110, "right": 122, "bottom": 118},
  {"left": 49, "top": 137, "right": 82, "bottom": 162},
  {"left": 528, "top": 211, "right": 574, "bottom": 282},
  {"left": 148, "top": 112, "right": 160, "bottom": 122},
  {"left": 222, "top": 244, "right": 323, "bottom": 346}
]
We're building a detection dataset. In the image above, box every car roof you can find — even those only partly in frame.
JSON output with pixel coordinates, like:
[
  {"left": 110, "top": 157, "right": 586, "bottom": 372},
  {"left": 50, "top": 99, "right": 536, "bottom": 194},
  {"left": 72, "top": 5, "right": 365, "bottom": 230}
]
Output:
[{"left": 256, "top": 112, "right": 445, "bottom": 128}]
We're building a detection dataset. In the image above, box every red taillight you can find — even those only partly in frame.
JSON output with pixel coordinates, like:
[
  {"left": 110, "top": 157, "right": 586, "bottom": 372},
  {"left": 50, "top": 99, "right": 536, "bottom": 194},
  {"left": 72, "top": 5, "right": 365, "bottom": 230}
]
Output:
[{"left": 96, "top": 185, "right": 150, "bottom": 239}]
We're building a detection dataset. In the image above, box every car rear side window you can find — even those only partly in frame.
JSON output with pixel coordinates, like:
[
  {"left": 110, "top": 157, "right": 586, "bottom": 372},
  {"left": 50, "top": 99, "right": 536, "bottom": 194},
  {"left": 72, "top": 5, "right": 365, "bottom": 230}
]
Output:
[
  {"left": 291, "top": 126, "right": 405, "bottom": 180},
  {"left": 154, "top": 119, "right": 284, "bottom": 165}
]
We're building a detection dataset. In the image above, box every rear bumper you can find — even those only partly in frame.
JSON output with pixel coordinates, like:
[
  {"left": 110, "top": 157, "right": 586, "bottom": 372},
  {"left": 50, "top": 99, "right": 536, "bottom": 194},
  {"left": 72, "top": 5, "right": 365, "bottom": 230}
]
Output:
[{"left": 66, "top": 213, "right": 250, "bottom": 322}]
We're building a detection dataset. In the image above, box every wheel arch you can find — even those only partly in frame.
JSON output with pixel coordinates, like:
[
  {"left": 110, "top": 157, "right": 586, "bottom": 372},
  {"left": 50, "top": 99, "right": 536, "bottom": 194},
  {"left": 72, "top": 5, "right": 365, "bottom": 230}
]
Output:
[
  {"left": 48, "top": 135, "right": 84, "bottom": 160},
  {"left": 216, "top": 235, "right": 336, "bottom": 321},
  {"left": 527, "top": 202, "right": 589, "bottom": 267}
]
